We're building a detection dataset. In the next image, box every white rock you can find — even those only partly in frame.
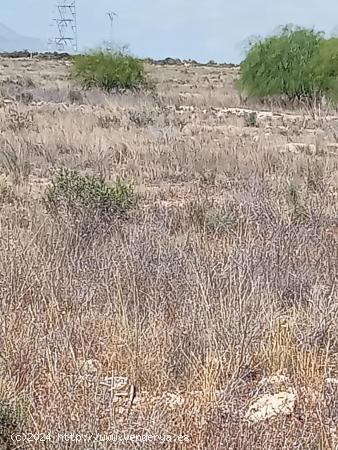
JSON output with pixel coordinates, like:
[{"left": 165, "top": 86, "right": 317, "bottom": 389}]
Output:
[
  {"left": 163, "top": 392, "right": 185, "bottom": 409},
  {"left": 81, "top": 359, "right": 102, "bottom": 378},
  {"left": 99, "top": 376, "right": 129, "bottom": 390},
  {"left": 246, "top": 389, "right": 296, "bottom": 423}
]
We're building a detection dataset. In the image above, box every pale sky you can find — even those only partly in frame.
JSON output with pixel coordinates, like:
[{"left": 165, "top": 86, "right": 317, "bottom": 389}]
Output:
[{"left": 2, "top": 0, "right": 338, "bottom": 63}]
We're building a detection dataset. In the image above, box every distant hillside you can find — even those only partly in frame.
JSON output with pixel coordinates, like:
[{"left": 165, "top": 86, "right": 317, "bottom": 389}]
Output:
[{"left": 0, "top": 23, "right": 44, "bottom": 52}]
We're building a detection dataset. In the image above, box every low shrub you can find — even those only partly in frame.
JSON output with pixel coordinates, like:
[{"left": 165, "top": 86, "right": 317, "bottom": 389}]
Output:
[
  {"left": 43, "top": 169, "right": 135, "bottom": 231},
  {"left": 70, "top": 50, "right": 148, "bottom": 92}
]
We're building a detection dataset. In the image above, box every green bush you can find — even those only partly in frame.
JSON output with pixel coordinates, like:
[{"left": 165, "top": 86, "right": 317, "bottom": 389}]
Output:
[
  {"left": 310, "top": 38, "right": 338, "bottom": 102},
  {"left": 238, "top": 25, "right": 324, "bottom": 101},
  {"left": 43, "top": 169, "right": 135, "bottom": 227},
  {"left": 70, "top": 50, "right": 148, "bottom": 92}
]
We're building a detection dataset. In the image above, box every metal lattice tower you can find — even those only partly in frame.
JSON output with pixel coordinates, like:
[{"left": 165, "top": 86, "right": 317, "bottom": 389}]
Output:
[{"left": 50, "top": 1, "right": 78, "bottom": 52}]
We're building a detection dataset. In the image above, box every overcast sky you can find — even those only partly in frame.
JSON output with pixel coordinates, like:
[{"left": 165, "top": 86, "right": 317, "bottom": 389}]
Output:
[{"left": 2, "top": 0, "right": 338, "bottom": 62}]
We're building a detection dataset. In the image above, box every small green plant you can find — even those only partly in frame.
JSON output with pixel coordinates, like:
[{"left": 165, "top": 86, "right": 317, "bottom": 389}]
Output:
[
  {"left": 244, "top": 111, "right": 258, "bottom": 127},
  {"left": 43, "top": 169, "right": 135, "bottom": 228},
  {"left": 70, "top": 50, "right": 148, "bottom": 92}
]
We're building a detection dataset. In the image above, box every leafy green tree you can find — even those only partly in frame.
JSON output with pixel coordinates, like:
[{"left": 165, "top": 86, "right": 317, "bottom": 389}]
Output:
[
  {"left": 238, "top": 25, "right": 324, "bottom": 101},
  {"left": 310, "top": 37, "right": 338, "bottom": 102}
]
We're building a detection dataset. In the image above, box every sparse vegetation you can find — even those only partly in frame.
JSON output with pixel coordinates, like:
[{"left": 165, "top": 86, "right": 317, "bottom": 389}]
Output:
[
  {"left": 1, "top": 49, "right": 338, "bottom": 450},
  {"left": 70, "top": 50, "right": 148, "bottom": 92}
]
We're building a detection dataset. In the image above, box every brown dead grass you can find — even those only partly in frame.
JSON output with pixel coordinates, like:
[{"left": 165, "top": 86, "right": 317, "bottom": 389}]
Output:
[{"left": 0, "top": 57, "right": 338, "bottom": 449}]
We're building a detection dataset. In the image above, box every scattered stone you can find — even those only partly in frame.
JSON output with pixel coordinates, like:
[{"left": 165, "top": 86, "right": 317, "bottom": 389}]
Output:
[
  {"left": 162, "top": 392, "right": 185, "bottom": 409},
  {"left": 99, "top": 376, "right": 129, "bottom": 391},
  {"left": 246, "top": 388, "right": 296, "bottom": 422},
  {"left": 81, "top": 359, "right": 102, "bottom": 380}
]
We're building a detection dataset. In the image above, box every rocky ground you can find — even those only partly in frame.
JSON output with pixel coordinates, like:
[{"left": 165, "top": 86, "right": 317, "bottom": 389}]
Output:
[{"left": 1, "top": 57, "right": 338, "bottom": 449}]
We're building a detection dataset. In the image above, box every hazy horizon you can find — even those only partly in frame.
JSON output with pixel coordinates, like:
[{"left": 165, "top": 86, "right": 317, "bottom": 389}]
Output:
[{"left": 1, "top": 0, "right": 338, "bottom": 63}]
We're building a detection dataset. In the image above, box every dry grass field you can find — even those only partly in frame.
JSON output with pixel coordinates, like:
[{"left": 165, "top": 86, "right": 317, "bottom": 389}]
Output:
[{"left": 2, "top": 56, "right": 338, "bottom": 449}]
